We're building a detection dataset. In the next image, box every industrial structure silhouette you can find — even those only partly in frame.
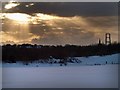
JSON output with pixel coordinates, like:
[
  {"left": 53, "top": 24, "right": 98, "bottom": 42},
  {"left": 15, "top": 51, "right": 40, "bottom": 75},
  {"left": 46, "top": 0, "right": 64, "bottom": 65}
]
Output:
[
  {"left": 99, "top": 33, "right": 111, "bottom": 45},
  {"left": 105, "top": 33, "right": 111, "bottom": 45}
]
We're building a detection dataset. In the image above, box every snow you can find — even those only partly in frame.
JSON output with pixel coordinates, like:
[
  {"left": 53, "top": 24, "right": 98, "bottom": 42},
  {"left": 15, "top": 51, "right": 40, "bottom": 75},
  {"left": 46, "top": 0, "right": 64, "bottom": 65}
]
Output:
[
  {"left": 2, "top": 54, "right": 119, "bottom": 88},
  {"left": 3, "top": 53, "right": 119, "bottom": 67},
  {"left": 0, "top": 66, "right": 2, "bottom": 90},
  {"left": 0, "top": 61, "right": 2, "bottom": 90},
  {"left": 2, "top": 65, "right": 118, "bottom": 88},
  {"left": 75, "top": 53, "right": 119, "bottom": 65}
]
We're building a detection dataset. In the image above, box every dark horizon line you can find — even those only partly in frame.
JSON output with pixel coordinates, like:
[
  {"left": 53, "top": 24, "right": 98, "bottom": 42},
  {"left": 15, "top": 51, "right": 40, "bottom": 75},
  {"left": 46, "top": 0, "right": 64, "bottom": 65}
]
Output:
[{"left": 1, "top": 42, "right": 120, "bottom": 47}]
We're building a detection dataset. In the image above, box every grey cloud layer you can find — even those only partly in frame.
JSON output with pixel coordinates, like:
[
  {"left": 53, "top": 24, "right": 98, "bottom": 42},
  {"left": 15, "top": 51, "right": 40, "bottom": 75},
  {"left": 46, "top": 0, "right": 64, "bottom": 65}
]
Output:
[
  {"left": 2, "top": 15, "right": 118, "bottom": 45},
  {"left": 1, "top": 2, "right": 118, "bottom": 45},
  {"left": 2, "top": 2, "right": 118, "bottom": 16}
]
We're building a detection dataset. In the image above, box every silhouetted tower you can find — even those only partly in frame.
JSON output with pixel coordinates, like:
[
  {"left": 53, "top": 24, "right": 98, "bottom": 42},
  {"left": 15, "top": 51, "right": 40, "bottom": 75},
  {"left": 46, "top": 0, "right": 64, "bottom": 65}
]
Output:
[
  {"left": 105, "top": 33, "right": 111, "bottom": 45},
  {"left": 98, "top": 38, "right": 102, "bottom": 45}
]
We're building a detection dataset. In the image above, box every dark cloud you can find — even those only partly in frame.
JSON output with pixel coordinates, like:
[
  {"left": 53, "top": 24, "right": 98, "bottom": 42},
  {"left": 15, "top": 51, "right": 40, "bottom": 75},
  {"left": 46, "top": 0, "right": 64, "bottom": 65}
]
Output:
[
  {"left": 30, "top": 24, "right": 52, "bottom": 36},
  {"left": 31, "top": 31, "right": 96, "bottom": 45},
  {"left": 85, "top": 16, "right": 118, "bottom": 28},
  {"left": 32, "top": 34, "right": 64, "bottom": 45},
  {"left": 1, "top": 2, "right": 118, "bottom": 45},
  {"left": 30, "top": 23, "right": 96, "bottom": 45},
  {"left": 2, "top": 2, "right": 118, "bottom": 16},
  {"left": 2, "top": 15, "right": 118, "bottom": 45}
]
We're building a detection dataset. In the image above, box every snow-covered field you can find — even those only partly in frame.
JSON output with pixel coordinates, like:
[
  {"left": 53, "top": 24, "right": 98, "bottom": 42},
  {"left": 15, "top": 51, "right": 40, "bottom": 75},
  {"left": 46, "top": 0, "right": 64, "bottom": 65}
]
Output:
[
  {"left": 2, "top": 65, "right": 118, "bottom": 88},
  {"left": 3, "top": 53, "right": 119, "bottom": 67},
  {"left": 0, "top": 66, "right": 2, "bottom": 90},
  {"left": 2, "top": 54, "right": 119, "bottom": 88}
]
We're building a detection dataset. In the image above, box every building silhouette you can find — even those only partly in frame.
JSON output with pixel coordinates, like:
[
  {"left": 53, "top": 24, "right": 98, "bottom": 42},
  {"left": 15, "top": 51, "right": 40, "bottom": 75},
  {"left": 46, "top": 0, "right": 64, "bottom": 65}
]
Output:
[{"left": 105, "top": 33, "right": 111, "bottom": 45}]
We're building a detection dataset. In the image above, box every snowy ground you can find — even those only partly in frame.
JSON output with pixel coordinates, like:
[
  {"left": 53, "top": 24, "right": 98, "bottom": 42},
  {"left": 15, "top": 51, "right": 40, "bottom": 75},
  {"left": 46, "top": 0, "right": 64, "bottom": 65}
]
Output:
[
  {"left": 0, "top": 66, "right": 2, "bottom": 90},
  {"left": 2, "top": 54, "right": 119, "bottom": 88},
  {"left": 2, "top": 65, "right": 118, "bottom": 88},
  {"left": 2, "top": 53, "right": 119, "bottom": 67}
]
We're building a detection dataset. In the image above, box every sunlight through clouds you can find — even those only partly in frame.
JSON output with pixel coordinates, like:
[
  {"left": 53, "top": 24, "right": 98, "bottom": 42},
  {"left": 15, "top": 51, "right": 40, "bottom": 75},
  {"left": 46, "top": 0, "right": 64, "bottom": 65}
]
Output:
[
  {"left": 3, "top": 13, "right": 31, "bottom": 24},
  {"left": 1, "top": 12, "right": 118, "bottom": 45}
]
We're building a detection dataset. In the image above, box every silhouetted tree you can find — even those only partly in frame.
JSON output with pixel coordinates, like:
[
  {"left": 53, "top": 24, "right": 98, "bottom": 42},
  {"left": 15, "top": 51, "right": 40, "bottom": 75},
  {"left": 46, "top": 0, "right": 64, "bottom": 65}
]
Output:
[{"left": 2, "top": 43, "right": 120, "bottom": 63}]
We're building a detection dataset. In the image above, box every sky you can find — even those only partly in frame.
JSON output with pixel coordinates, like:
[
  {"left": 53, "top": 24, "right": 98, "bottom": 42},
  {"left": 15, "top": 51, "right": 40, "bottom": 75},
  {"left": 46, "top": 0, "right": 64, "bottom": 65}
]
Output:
[{"left": 0, "top": 1, "right": 118, "bottom": 45}]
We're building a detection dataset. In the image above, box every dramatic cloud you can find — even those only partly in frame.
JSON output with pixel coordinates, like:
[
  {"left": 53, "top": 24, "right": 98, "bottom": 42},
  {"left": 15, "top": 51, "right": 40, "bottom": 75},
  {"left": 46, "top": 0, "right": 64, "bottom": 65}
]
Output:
[
  {"left": 1, "top": 2, "right": 118, "bottom": 45},
  {"left": 2, "top": 2, "right": 118, "bottom": 16}
]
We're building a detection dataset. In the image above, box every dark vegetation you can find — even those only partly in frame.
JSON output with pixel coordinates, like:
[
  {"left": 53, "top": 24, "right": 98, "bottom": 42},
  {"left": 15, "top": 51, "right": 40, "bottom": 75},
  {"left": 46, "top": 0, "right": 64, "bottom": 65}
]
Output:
[{"left": 2, "top": 43, "right": 120, "bottom": 64}]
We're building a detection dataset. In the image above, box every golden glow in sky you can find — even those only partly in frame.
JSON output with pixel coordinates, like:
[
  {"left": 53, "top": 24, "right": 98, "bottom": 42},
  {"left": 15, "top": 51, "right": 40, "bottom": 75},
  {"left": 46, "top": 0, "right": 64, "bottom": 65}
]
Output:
[
  {"left": 35, "top": 13, "right": 61, "bottom": 20},
  {"left": 1, "top": 12, "right": 118, "bottom": 45},
  {"left": 3, "top": 13, "right": 31, "bottom": 24},
  {"left": 2, "top": 13, "right": 66, "bottom": 24},
  {"left": 1, "top": 2, "right": 118, "bottom": 45}
]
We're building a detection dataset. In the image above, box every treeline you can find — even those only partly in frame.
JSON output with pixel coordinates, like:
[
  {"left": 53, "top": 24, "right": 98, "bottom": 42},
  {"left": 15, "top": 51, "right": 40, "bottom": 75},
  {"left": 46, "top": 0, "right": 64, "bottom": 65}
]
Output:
[{"left": 2, "top": 43, "right": 120, "bottom": 62}]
